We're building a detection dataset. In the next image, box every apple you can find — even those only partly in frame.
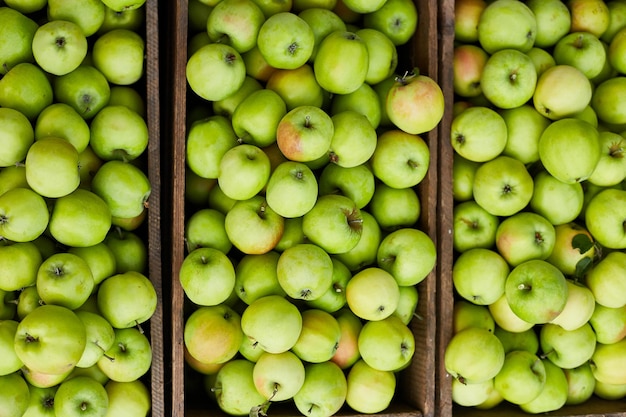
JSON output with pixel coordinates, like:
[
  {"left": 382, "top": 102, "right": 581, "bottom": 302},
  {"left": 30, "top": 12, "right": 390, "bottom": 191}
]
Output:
[
  {"left": 533, "top": 65, "right": 593, "bottom": 120},
  {"left": 265, "top": 161, "right": 318, "bottom": 218},
  {"left": 495, "top": 211, "right": 556, "bottom": 267},
  {"left": 327, "top": 110, "right": 377, "bottom": 168},
  {"left": 550, "top": 280, "right": 596, "bottom": 331},
  {"left": 0, "top": 242, "right": 42, "bottom": 291},
  {"left": 253, "top": 350, "right": 305, "bottom": 402},
  {"left": 97, "top": 271, "right": 157, "bottom": 329},
  {"left": 318, "top": 163, "right": 376, "bottom": 210},
  {"left": 530, "top": 170, "right": 585, "bottom": 225},
  {"left": 569, "top": 0, "right": 610, "bottom": 37},
  {"left": 218, "top": 144, "right": 271, "bottom": 201},
  {"left": 14, "top": 304, "right": 86, "bottom": 375},
  {"left": 276, "top": 105, "right": 334, "bottom": 162},
  {"left": 489, "top": 293, "right": 535, "bottom": 333},
  {"left": 291, "top": 308, "right": 341, "bottom": 363},
  {"left": 53, "top": 375, "right": 109, "bottom": 417},
  {"left": 594, "top": 380, "right": 626, "bottom": 400},
  {"left": 500, "top": 104, "right": 550, "bottom": 165},
  {"left": 563, "top": 362, "right": 596, "bottom": 405},
  {"left": 587, "top": 130, "right": 626, "bottom": 187},
  {"left": 368, "top": 182, "right": 420, "bottom": 231},
  {"left": 0, "top": 165, "right": 29, "bottom": 196},
  {"left": 0, "top": 320, "right": 22, "bottom": 376},
  {"left": 494, "top": 326, "right": 539, "bottom": 354},
  {"left": 362, "top": 0, "right": 417, "bottom": 46},
  {"left": 22, "top": 365, "right": 73, "bottom": 389},
  {"left": 377, "top": 227, "right": 436, "bottom": 286},
  {"left": 453, "top": 248, "right": 509, "bottom": 306},
  {"left": 103, "top": 380, "right": 151, "bottom": 417},
  {"left": 0, "top": 372, "right": 30, "bottom": 417},
  {"left": 97, "top": 326, "right": 152, "bottom": 382},
  {"left": 53, "top": 65, "right": 111, "bottom": 120},
  {"left": 481, "top": 48, "right": 538, "bottom": 109},
  {"left": 0, "top": 187, "right": 49, "bottom": 243},
  {"left": 356, "top": 28, "right": 397, "bottom": 85},
  {"left": 104, "top": 229, "right": 148, "bottom": 274},
  {"left": 297, "top": 7, "right": 346, "bottom": 62},
  {"left": 0, "top": 107, "right": 34, "bottom": 168},
  {"left": 444, "top": 326, "right": 505, "bottom": 385},
  {"left": 185, "top": 208, "right": 231, "bottom": 253},
  {"left": 89, "top": 105, "right": 149, "bottom": 162},
  {"left": 101, "top": 0, "right": 146, "bottom": 12},
  {"left": 527, "top": 46, "right": 557, "bottom": 76},
  {"left": 184, "top": 305, "right": 243, "bottom": 364},
  {"left": 476, "top": 0, "right": 537, "bottom": 54},
  {"left": 590, "top": 338, "right": 626, "bottom": 385},
  {"left": 224, "top": 195, "right": 285, "bottom": 255},
  {"left": 206, "top": 0, "right": 265, "bottom": 54},
  {"left": 589, "top": 303, "right": 626, "bottom": 344},
  {"left": 553, "top": 31, "right": 607, "bottom": 80},
  {"left": 370, "top": 129, "right": 430, "bottom": 189},
  {"left": 0, "top": 62, "right": 53, "bottom": 121},
  {"left": 240, "top": 295, "right": 302, "bottom": 353},
  {"left": 453, "top": 44, "right": 488, "bottom": 98},
  {"left": 450, "top": 106, "right": 508, "bottom": 162},
  {"left": 16, "top": 286, "right": 42, "bottom": 321},
  {"left": 585, "top": 250, "right": 626, "bottom": 308},
  {"left": 36, "top": 252, "right": 94, "bottom": 310},
  {"left": 585, "top": 188, "right": 626, "bottom": 249},
  {"left": 25, "top": 136, "right": 80, "bottom": 198},
  {"left": 265, "top": 65, "right": 324, "bottom": 111},
  {"left": 23, "top": 383, "right": 58, "bottom": 416},
  {"left": 232, "top": 89, "right": 287, "bottom": 148},
  {"left": 293, "top": 361, "right": 347, "bottom": 417},
  {"left": 234, "top": 251, "right": 286, "bottom": 305},
  {"left": 546, "top": 222, "right": 596, "bottom": 278},
  {"left": 91, "top": 160, "right": 151, "bottom": 219},
  {"left": 519, "top": 358, "right": 569, "bottom": 413},
  {"left": 241, "top": 46, "right": 277, "bottom": 82},
  {"left": 346, "top": 267, "right": 399, "bottom": 321},
  {"left": 213, "top": 76, "right": 262, "bottom": 118},
  {"left": 0, "top": 289, "right": 17, "bottom": 320},
  {"left": 77, "top": 146, "right": 105, "bottom": 189},
  {"left": 179, "top": 247, "right": 236, "bottom": 306},
  {"left": 256, "top": 12, "right": 314, "bottom": 70},
  {"left": 250, "top": 0, "right": 292, "bottom": 17},
  {"left": 186, "top": 43, "right": 246, "bottom": 101},
  {"left": 98, "top": 2, "right": 145, "bottom": 33},
  {"left": 331, "top": 308, "right": 362, "bottom": 369},
  {"left": 34, "top": 103, "right": 90, "bottom": 154},
  {"left": 0, "top": 7, "right": 38, "bottom": 75},
  {"left": 452, "top": 378, "right": 494, "bottom": 407},
  {"left": 332, "top": 210, "right": 381, "bottom": 273},
  {"left": 185, "top": 115, "right": 238, "bottom": 179},
  {"left": 46, "top": 0, "right": 104, "bottom": 36},
  {"left": 494, "top": 350, "right": 546, "bottom": 405},
  {"left": 75, "top": 310, "right": 116, "bottom": 369},
  {"left": 211, "top": 359, "right": 266, "bottom": 416},
  {"left": 452, "top": 200, "right": 500, "bottom": 252},
  {"left": 358, "top": 314, "right": 414, "bottom": 372},
  {"left": 608, "top": 26, "right": 626, "bottom": 74},
  {"left": 472, "top": 155, "right": 534, "bottom": 217},
  {"left": 32, "top": 20, "right": 87, "bottom": 77},
  {"left": 185, "top": 169, "right": 216, "bottom": 206},
  {"left": 330, "top": 82, "right": 382, "bottom": 130},
  {"left": 540, "top": 322, "right": 596, "bottom": 369},
  {"left": 345, "top": 359, "right": 396, "bottom": 413},
  {"left": 454, "top": 0, "right": 487, "bottom": 43},
  {"left": 526, "top": 0, "right": 571, "bottom": 48},
  {"left": 314, "top": 30, "right": 368, "bottom": 95},
  {"left": 276, "top": 243, "right": 334, "bottom": 301},
  {"left": 238, "top": 335, "right": 265, "bottom": 363}
]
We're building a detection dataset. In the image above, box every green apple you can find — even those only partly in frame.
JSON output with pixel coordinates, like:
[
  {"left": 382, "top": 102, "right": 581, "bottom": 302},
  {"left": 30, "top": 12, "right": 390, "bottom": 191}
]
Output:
[
  {"left": 0, "top": 320, "right": 22, "bottom": 375},
  {"left": 293, "top": 361, "right": 347, "bottom": 417},
  {"left": 602, "top": 0, "right": 626, "bottom": 43},
  {"left": 540, "top": 322, "right": 596, "bottom": 369},
  {"left": 276, "top": 243, "right": 333, "bottom": 301},
  {"left": 362, "top": 0, "right": 417, "bottom": 46},
  {"left": 23, "top": 383, "right": 58, "bottom": 417},
  {"left": 0, "top": 166, "right": 28, "bottom": 200},
  {"left": 587, "top": 130, "right": 626, "bottom": 187},
  {"left": 75, "top": 310, "right": 116, "bottom": 369},
  {"left": 330, "top": 308, "right": 362, "bottom": 369},
  {"left": 15, "top": 304, "right": 86, "bottom": 375},
  {"left": 104, "top": 229, "right": 147, "bottom": 274},
  {"left": 97, "top": 271, "right": 157, "bottom": 329},
  {"left": 97, "top": 327, "right": 151, "bottom": 382},
  {"left": 238, "top": 334, "right": 265, "bottom": 363},
  {"left": 0, "top": 187, "right": 49, "bottom": 242},
  {"left": 211, "top": 359, "right": 266, "bottom": 416},
  {"left": 370, "top": 129, "right": 430, "bottom": 189},
  {"left": 591, "top": 338, "right": 626, "bottom": 385},
  {"left": 101, "top": 0, "right": 146, "bottom": 12},
  {"left": 585, "top": 250, "right": 626, "bottom": 308},
  {"left": 505, "top": 259, "right": 569, "bottom": 324},
  {"left": 92, "top": 28, "right": 144, "bottom": 85},
  {"left": 257, "top": 12, "right": 314, "bottom": 70},
  {"left": 589, "top": 303, "right": 626, "bottom": 344},
  {"left": 179, "top": 247, "right": 236, "bottom": 306},
  {"left": 0, "top": 62, "right": 53, "bottom": 121},
  {"left": 0, "top": 241, "right": 42, "bottom": 291},
  {"left": 453, "top": 300, "right": 495, "bottom": 334},
  {"left": 25, "top": 136, "right": 81, "bottom": 198},
  {"left": 0, "top": 107, "right": 34, "bottom": 167},
  {"left": 240, "top": 294, "right": 302, "bottom": 353},
  {"left": 519, "top": 358, "right": 569, "bottom": 413},
  {"left": 454, "top": 0, "right": 487, "bottom": 43},
  {"left": 356, "top": 27, "right": 398, "bottom": 85},
  {"left": 526, "top": 0, "right": 571, "bottom": 48},
  {"left": 533, "top": 65, "right": 593, "bottom": 120},
  {"left": 234, "top": 251, "right": 285, "bottom": 305},
  {"left": 297, "top": 7, "right": 346, "bottom": 62},
  {"left": 481, "top": 48, "right": 538, "bottom": 109},
  {"left": 304, "top": 257, "right": 350, "bottom": 312},
  {"left": 476, "top": 0, "right": 537, "bottom": 54},
  {"left": 265, "top": 64, "right": 324, "bottom": 111},
  {"left": 89, "top": 105, "right": 148, "bottom": 162},
  {"left": 472, "top": 155, "right": 534, "bottom": 217},
  {"left": 494, "top": 325, "right": 539, "bottom": 354},
  {"left": 231, "top": 88, "right": 287, "bottom": 148},
  {"left": 265, "top": 161, "right": 318, "bottom": 218},
  {"left": 0, "top": 7, "right": 38, "bottom": 75},
  {"left": 276, "top": 105, "right": 334, "bottom": 162},
  {"left": 318, "top": 163, "right": 375, "bottom": 210},
  {"left": 0, "top": 372, "right": 30, "bottom": 417},
  {"left": 452, "top": 200, "right": 499, "bottom": 252},
  {"left": 0, "top": 289, "right": 17, "bottom": 320},
  {"left": 327, "top": 110, "right": 377, "bottom": 168},
  {"left": 186, "top": 115, "right": 238, "bottom": 179},
  {"left": 493, "top": 349, "right": 546, "bottom": 404},
  {"left": 206, "top": 0, "right": 265, "bottom": 53},
  {"left": 546, "top": 222, "right": 596, "bottom": 278},
  {"left": 444, "top": 326, "right": 505, "bottom": 385},
  {"left": 346, "top": 267, "right": 399, "bottom": 321},
  {"left": 345, "top": 359, "right": 396, "bottom": 413},
  {"left": 16, "top": 286, "right": 42, "bottom": 321},
  {"left": 453, "top": 44, "right": 488, "bottom": 98},
  {"left": 332, "top": 210, "right": 380, "bottom": 273},
  {"left": 253, "top": 350, "right": 305, "bottom": 401},
  {"left": 330, "top": 82, "right": 382, "bottom": 129},
  {"left": 608, "top": 26, "right": 626, "bottom": 74},
  {"left": 367, "top": 182, "right": 420, "bottom": 231},
  {"left": 499, "top": 104, "right": 549, "bottom": 165},
  {"left": 563, "top": 362, "right": 596, "bottom": 405},
  {"left": 186, "top": 42, "right": 246, "bottom": 101},
  {"left": 585, "top": 188, "right": 626, "bottom": 249},
  {"left": 36, "top": 252, "right": 94, "bottom": 310},
  {"left": 22, "top": 365, "right": 73, "bottom": 389},
  {"left": 527, "top": 46, "right": 557, "bottom": 76},
  {"left": 224, "top": 195, "right": 285, "bottom": 255},
  {"left": 32, "top": 20, "right": 88, "bottom": 76},
  {"left": 452, "top": 377, "right": 494, "bottom": 407},
  {"left": 241, "top": 45, "right": 276, "bottom": 82},
  {"left": 453, "top": 248, "right": 509, "bottom": 306},
  {"left": 250, "top": 0, "right": 292, "bottom": 17},
  {"left": 530, "top": 170, "right": 585, "bottom": 225},
  {"left": 47, "top": 0, "right": 106, "bottom": 37},
  {"left": 91, "top": 160, "right": 151, "bottom": 219},
  {"left": 103, "top": 380, "right": 151, "bottom": 417},
  {"left": 35, "top": 103, "right": 90, "bottom": 153},
  {"left": 53, "top": 65, "right": 111, "bottom": 120},
  {"left": 314, "top": 30, "right": 368, "bottom": 95},
  {"left": 184, "top": 305, "right": 243, "bottom": 364},
  {"left": 358, "top": 314, "right": 414, "bottom": 372},
  {"left": 377, "top": 227, "right": 436, "bottom": 287},
  {"left": 550, "top": 280, "right": 596, "bottom": 331},
  {"left": 77, "top": 146, "right": 104, "bottom": 189},
  {"left": 184, "top": 208, "right": 231, "bottom": 253},
  {"left": 292, "top": 308, "right": 341, "bottom": 363},
  {"left": 489, "top": 293, "right": 535, "bottom": 333},
  {"left": 553, "top": 31, "right": 607, "bottom": 80},
  {"left": 450, "top": 106, "right": 507, "bottom": 162},
  {"left": 213, "top": 76, "right": 262, "bottom": 118},
  {"left": 185, "top": 169, "right": 215, "bottom": 206},
  {"left": 495, "top": 211, "right": 556, "bottom": 267},
  {"left": 594, "top": 379, "right": 626, "bottom": 400},
  {"left": 53, "top": 376, "right": 108, "bottom": 417},
  {"left": 569, "top": 0, "right": 610, "bottom": 37}
]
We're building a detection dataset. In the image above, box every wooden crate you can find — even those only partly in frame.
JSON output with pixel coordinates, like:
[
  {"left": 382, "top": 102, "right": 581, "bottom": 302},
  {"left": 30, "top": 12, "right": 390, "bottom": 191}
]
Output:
[
  {"left": 166, "top": 1, "right": 440, "bottom": 416},
  {"left": 435, "top": 1, "right": 626, "bottom": 417}
]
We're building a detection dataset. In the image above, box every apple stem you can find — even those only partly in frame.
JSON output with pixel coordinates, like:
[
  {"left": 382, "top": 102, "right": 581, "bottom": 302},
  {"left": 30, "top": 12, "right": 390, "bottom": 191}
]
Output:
[
  {"left": 407, "top": 159, "right": 419, "bottom": 169},
  {"left": 609, "top": 140, "right": 625, "bottom": 158},
  {"left": 414, "top": 312, "right": 424, "bottom": 320},
  {"left": 80, "top": 402, "right": 88, "bottom": 411},
  {"left": 103, "top": 352, "right": 116, "bottom": 362},
  {"left": 303, "top": 115, "right": 312, "bottom": 129},
  {"left": 328, "top": 151, "right": 339, "bottom": 164},
  {"left": 333, "top": 284, "right": 343, "bottom": 293},
  {"left": 457, "top": 375, "right": 467, "bottom": 385},
  {"left": 24, "top": 333, "right": 38, "bottom": 343},
  {"left": 534, "top": 232, "right": 544, "bottom": 245},
  {"left": 136, "top": 320, "right": 145, "bottom": 334},
  {"left": 517, "top": 283, "right": 532, "bottom": 291},
  {"left": 539, "top": 350, "right": 553, "bottom": 360},
  {"left": 210, "top": 386, "right": 222, "bottom": 394}
]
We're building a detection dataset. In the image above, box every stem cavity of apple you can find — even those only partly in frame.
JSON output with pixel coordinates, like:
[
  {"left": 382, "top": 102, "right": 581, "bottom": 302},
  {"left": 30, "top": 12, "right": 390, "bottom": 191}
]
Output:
[
  {"left": 534, "top": 231, "right": 544, "bottom": 245},
  {"left": 55, "top": 36, "right": 67, "bottom": 49},
  {"left": 517, "top": 283, "right": 532, "bottom": 291},
  {"left": 287, "top": 42, "right": 298, "bottom": 56},
  {"left": 225, "top": 52, "right": 237, "bottom": 65},
  {"left": 25, "top": 332, "right": 39, "bottom": 343}
]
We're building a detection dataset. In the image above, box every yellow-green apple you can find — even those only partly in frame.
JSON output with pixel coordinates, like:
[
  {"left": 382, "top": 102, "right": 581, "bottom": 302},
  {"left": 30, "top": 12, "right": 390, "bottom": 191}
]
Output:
[
  {"left": 362, "top": 0, "right": 417, "bottom": 46},
  {"left": 218, "top": 144, "right": 271, "bottom": 200},
  {"left": 367, "top": 182, "right": 420, "bottom": 231},
  {"left": 377, "top": 227, "right": 436, "bottom": 286},
  {"left": 0, "top": 188, "right": 49, "bottom": 243},
  {"left": 103, "top": 379, "right": 151, "bottom": 417},
  {"left": 332, "top": 210, "right": 380, "bottom": 273},
  {"left": 31, "top": 20, "right": 87, "bottom": 76},
  {"left": 476, "top": 0, "right": 537, "bottom": 54},
  {"left": 331, "top": 308, "right": 362, "bottom": 369},
  {"left": 608, "top": 27, "right": 626, "bottom": 74},
  {"left": 179, "top": 247, "right": 236, "bottom": 306},
  {"left": 594, "top": 379, "right": 626, "bottom": 400},
  {"left": 185, "top": 115, "right": 238, "bottom": 179},
  {"left": 527, "top": 47, "right": 557, "bottom": 76},
  {"left": 89, "top": 105, "right": 149, "bottom": 162},
  {"left": 526, "top": 0, "right": 571, "bottom": 48},
  {"left": 36, "top": 252, "right": 94, "bottom": 310},
  {"left": 184, "top": 208, "right": 231, "bottom": 253},
  {"left": 444, "top": 326, "right": 505, "bottom": 385},
  {"left": 257, "top": 12, "right": 314, "bottom": 70},
  {"left": 293, "top": 361, "right": 347, "bottom": 417},
  {"left": 453, "top": 300, "right": 495, "bottom": 334},
  {"left": 342, "top": 0, "right": 384, "bottom": 13},
  {"left": 602, "top": 0, "right": 626, "bottom": 43},
  {"left": 232, "top": 89, "right": 286, "bottom": 147},
  {"left": 588, "top": 303, "right": 626, "bottom": 344},
  {"left": 305, "top": 257, "right": 351, "bottom": 312},
  {"left": 97, "top": 271, "right": 157, "bottom": 329},
  {"left": 533, "top": 65, "right": 592, "bottom": 120},
  {"left": 318, "top": 163, "right": 375, "bottom": 210},
  {"left": 186, "top": 43, "right": 246, "bottom": 101},
  {"left": 545, "top": 222, "right": 596, "bottom": 278},
  {"left": 239, "top": 333, "right": 265, "bottom": 362},
  {"left": 206, "top": 0, "right": 265, "bottom": 54},
  {"left": 265, "top": 161, "right": 318, "bottom": 218},
  {"left": 0, "top": 165, "right": 29, "bottom": 196},
  {"left": 0, "top": 372, "right": 30, "bottom": 417},
  {"left": 0, "top": 7, "right": 38, "bottom": 75},
  {"left": 562, "top": 362, "right": 596, "bottom": 405},
  {"left": 250, "top": 0, "right": 292, "bottom": 17},
  {"left": 211, "top": 359, "right": 266, "bottom": 416},
  {"left": 241, "top": 46, "right": 277, "bottom": 82},
  {"left": 489, "top": 293, "right": 535, "bottom": 332},
  {"left": 530, "top": 170, "right": 585, "bottom": 225},
  {"left": 452, "top": 377, "right": 495, "bottom": 407},
  {"left": 314, "top": 30, "right": 369, "bottom": 95},
  {"left": 394, "top": 284, "right": 418, "bottom": 325},
  {"left": 53, "top": 65, "right": 111, "bottom": 120},
  {"left": 358, "top": 314, "right": 414, "bottom": 371},
  {"left": 22, "top": 364, "right": 73, "bottom": 389},
  {"left": 328, "top": 110, "right": 377, "bottom": 168},
  {"left": 53, "top": 376, "right": 109, "bottom": 417},
  {"left": 0, "top": 62, "right": 53, "bottom": 121},
  {"left": 265, "top": 64, "right": 323, "bottom": 111},
  {"left": 453, "top": 44, "right": 488, "bottom": 98},
  {"left": 356, "top": 28, "right": 398, "bottom": 85},
  {"left": 550, "top": 280, "right": 596, "bottom": 331},
  {"left": 100, "top": 0, "right": 146, "bottom": 12},
  {"left": 453, "top": 248, "right": 509, "bottom": 306},
  {"left": 386, "top": 71, "right": 444, "bottom": 135},
  {"left": 77, "top": 146, "right": 104, "bottom": 189},
  {"left": 213, "top": 76, "right": 263, "bottom": 118},
  {"left": 587, "top": 130, "right": 626, "bottom": 187},
  {"left": 16, "top": 286, "right": 41, "bottom": 321},
  {"left": 25, "top": 136, "right": 80, "bottom": 198},
  {"left": 494, "top": 350, "right": 546, "bottom": 404},
  {"left": 370, "top": 129, "right": 430, "bottom": 188},
  {"left": 553, "top": 31, "right": 607, "bottom": 80},
  {"left": 14, "top": 304, "right": 86, "bottom": 375},
  {"left": 292, "top": 308, "right": 341, "bottom": 363},
  {"left": 346, "top": 267, "right": 399, "bottom": 321},
  {"left": 75, "top": 310, "right": 116, "bottom": 369},
  {"left": 23, "top": 383, "right": 58, "bottom": 416},
  {"left": 276, "top": 243, "right": 333, "bottom": 300},
  {"left": 450, "top": 106, "right": 507, "bottom": 162},
  {"left": 0, "top": 241, "right": 42, "bottom": 291},
  {"left": 454, "top": 0, "right": 486, "bottom": 43},
  {"left": 184, "top": 304, "right": 243, "bottom": 364},
  {"left": 0, "top": 320, "right": 22, "bottom": 375},
  {"left": 519, "top": 358, "right": 569, "bottom": 413},
  {"left": 505, "top": 260, "right": 569, "bottom": 324},
  {"left": 451, "top": 154, "right": 480, "bottom": 201},
  {"left": 590, "top": 338, "right": 626, "bottom": 385},
  {"left": 91, "top": 160, "right": 151, "bottom": 219},
  {"left": 97, "top": 327, "right": 151, "bottom": 382},
  {"left": 495, "top": 211, "right": 556, "bottom": 266},
  {"left": 234, "top": 251, "right": 286, "bottom": 305},
  {"left": 104, "top": 229, "right": 148, "bottom": 274},
  {"left": 297, "top": 7, "right": 346, "bottom": 61},
  {"left": 452, "top": 200, "right": 499, "bottom": 253},
  {"left": 494, "top": 326, "right": 539, "bottom": 354},
  {"left": 585, "top": 188, "right": 626, "bottom": 249},
  {"left": 0, "top": 106, "right": 33, "bottom": 167},
  {"left": 372, "top": 74, "right": 396, "bottom": 128},
  {"left": 481, "top": 48, "right": 538, "bottom": 109},
  {"left": 35, "top": 103, "right": 90, "bottom": 153},
  {"left": 253, "top": 350, "right": 305, "bottom": 402},
  {"left": 345, "top": 359, "right": 396, "bottom": 413},
  {"left": 224, "top": 195, "right": 285, "bottom": 255},
  {"left": 472, "top": 155, "right": 534, "bottom": 217},
  {"left": 540, "top": 322, "right": 596, "bottom": 369},
  {"left": 99, "top": 2, "right": 145, "bottom": 34},
  {"left": 240, "top": 295, "right": 302, "bottom": 353},
  {"left": 276, "top": 105, "right": 334, "bottom": 162},
  {"left": 568, "top": 0, "right": 610, "bottom": 37},
  {"left": 585, "top": 250, "right": 626, "bottom": 307},
  {"left": 330, "top": 82, "right": 382, "bottom": 129}
]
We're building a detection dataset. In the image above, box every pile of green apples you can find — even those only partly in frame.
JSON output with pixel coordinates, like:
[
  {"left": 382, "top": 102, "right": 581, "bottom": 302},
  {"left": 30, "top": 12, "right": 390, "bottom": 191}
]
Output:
[
  {"left": 444, "top": 0, "right": 626, "bottom": 413},
  {"left": 0, "top": 0, "right": 157, "bottom": 416},
  {"left": 179, "top": 0, "right": 443, "bottom": 416}
]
